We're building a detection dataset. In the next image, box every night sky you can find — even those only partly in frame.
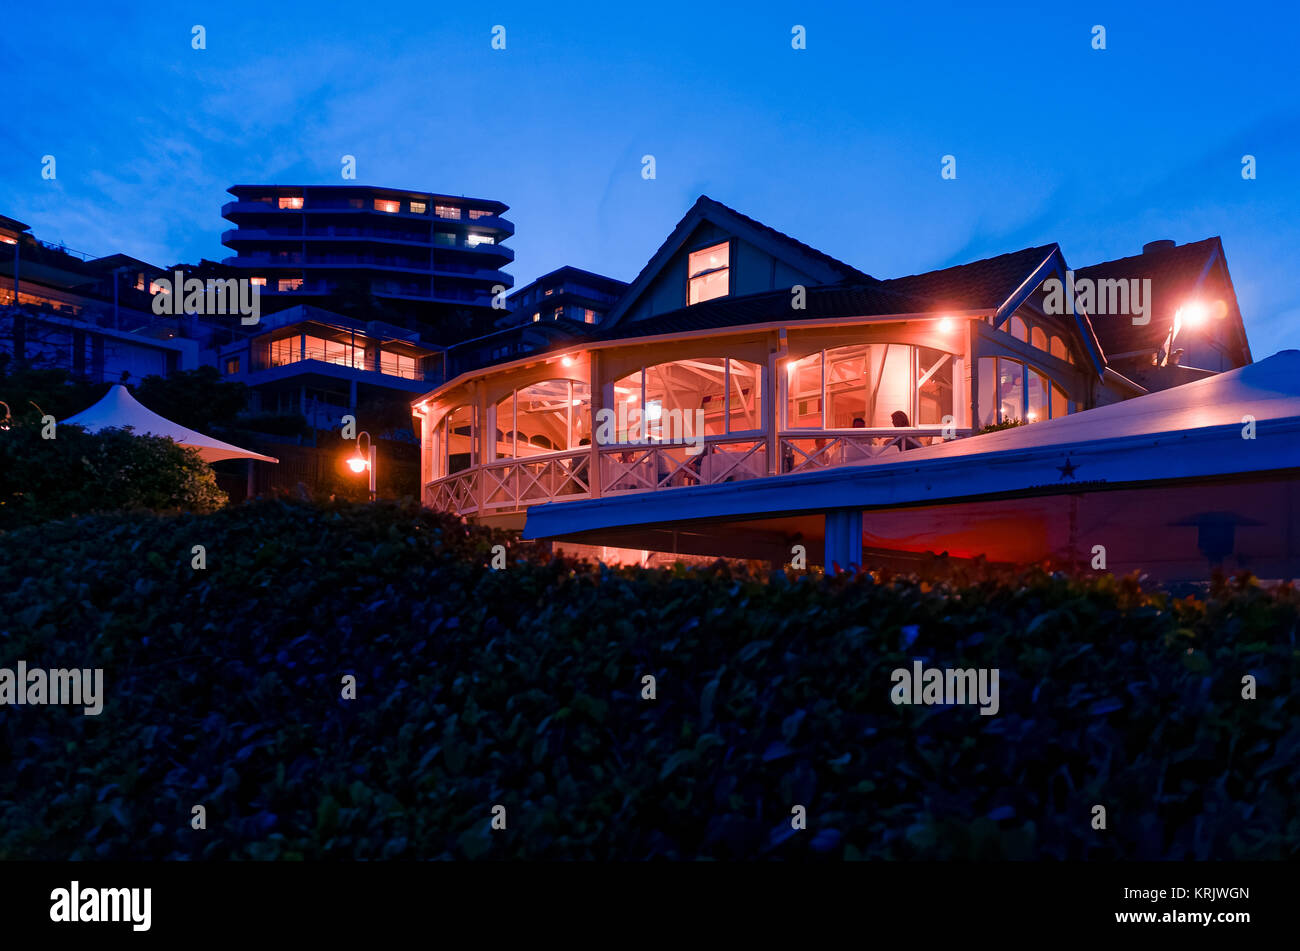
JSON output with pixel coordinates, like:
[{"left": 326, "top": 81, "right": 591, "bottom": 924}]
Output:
[{"left": 4, "top": 1, "right": 1297, "bottom": 354}]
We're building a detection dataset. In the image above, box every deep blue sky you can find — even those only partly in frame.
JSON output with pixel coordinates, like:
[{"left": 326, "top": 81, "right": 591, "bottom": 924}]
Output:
[{"left": 4, "top": 2, "right": 1297, "bottom": 355}]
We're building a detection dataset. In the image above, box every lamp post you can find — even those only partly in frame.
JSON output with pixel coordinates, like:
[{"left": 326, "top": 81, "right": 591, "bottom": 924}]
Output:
[{"left": 347, "top": 430, "right": 376, "bottom": 500}]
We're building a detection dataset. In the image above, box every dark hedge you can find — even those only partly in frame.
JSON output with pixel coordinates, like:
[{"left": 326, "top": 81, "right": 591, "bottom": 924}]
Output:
[{"left": 0, "top": 499, "right": 1297, "bottom": 860}]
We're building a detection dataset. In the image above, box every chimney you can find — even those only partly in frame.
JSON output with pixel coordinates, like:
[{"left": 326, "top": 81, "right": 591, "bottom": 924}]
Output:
[{"left": 1143, "top": 239, "right": 1176, "bottom": 255}]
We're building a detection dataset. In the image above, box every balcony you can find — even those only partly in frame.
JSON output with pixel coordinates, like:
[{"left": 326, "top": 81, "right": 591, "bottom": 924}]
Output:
[
  {"left": 251, "top": 347, "right": 436, "bottom": 383},
  {"left": 426, "top": 429, "right": 962, "bottom": 517}
]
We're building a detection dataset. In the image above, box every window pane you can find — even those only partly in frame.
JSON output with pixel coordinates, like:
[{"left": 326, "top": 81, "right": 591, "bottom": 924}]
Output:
[
  {"left": 1009, "top": 316, "right": 1028, "bottom": 342},
  {"left": 1050, "top": 336, "right": 1069, "bottom": 361},
  {"left": 688, "top": 242, "right": 729, "bottom": 304},
  {"left": 689, "top": 269, "right": 728, "bottom": 305},
  {"left": 869, "top": 344, "right": 914, "bottom": 428},
  {"left": 1027, "top": 368, "right": 1049, "bottom": 423},
  {"left": 728, "top": 360, "right": 763, "bottom": 432},
  {"left": 495, "top": 392, "right": 517, "bottom": 459},
  {"left": 570, "top": 382, "right": 592, "bottom": 448},
  {"left": 826, "top": 345, "right": 871, "bottom": 429},
  {"left": 786, "top": 352, "right": 822, "bottom": 428},
  {"left": 917, "top": 347, "right": 954, "bottom": 426},
  {"left": 643, "top": 360, "right": 724, "bottom": 438},
  {"left": 516, "top": 380, "right": 574, "bottom": 454},
  {"left": 978, "top": 357, "right": 997, "bottom": 428},
  {"left": 447, "top": 405, "right": 473, "bottom": 474},
  {"left": 1051, "top": 382, "right": 1069, "bottom": 419},
  {"left": 688, "top": 242, "right": 729, "bottom": 278},
  {"left": 998, "top": 358, "right": 1024, "bottom": 424},
  {"left": 1031, "top": 326, "right": 1048, "bottom": 350},
  {"left": 612, "top": 370, "right": 642, "bottom": 444}
]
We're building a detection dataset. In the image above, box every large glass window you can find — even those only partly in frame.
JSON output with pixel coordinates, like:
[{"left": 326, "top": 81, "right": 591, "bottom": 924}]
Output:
[
  {"left": 494, "top": 380, "right": 591, "bottom": 459},
  {"left": 786, "top": 345, "right": 953, "bottom": 429},
  {"left": 999, "top": 358, "right": 1024, "bottom": 424},
  {"left": 979, "top": 357, "right": 1071, "bottom": 425},
  {"left": 441, "top": 405, "right": 474, "bottom": 475},
  {"left": 688, "top": 242, "right": 730, "bottom": 305},
  {"left": 614, "top": 359, "right": 762, "bottom": 444},
  {"left": 1051, "top": 382, "right": 1069, "bottom": 419},
  {"left": 1027, "top": 368, "right": 1049, "bottom": 423}
]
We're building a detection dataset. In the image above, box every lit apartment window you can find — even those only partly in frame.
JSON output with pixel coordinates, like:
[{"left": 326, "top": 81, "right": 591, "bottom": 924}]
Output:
[
  {"left": 0, "top": 235, "right": 17, "bottom": 245},
  {"left": 278, "top": 278, "right": 303, "bottom": 291},
  {"left": 688, "top": 242, "right": 730, "bottom": 304},
  {"left": 468, "top": 209, "right": 492, "bottom": 220},
  {"left": 374, "top": 199, "right": 401, "bottom": 214},
  {"left": 544, "top": 288, "right": 553, "bottom": 296},
  {"left": 466, "top": 234, "right": 495, "bottom": 247},
  {"left": 532, "top": 313, "right": 540, "bottom": 322},
  {"left": 554, "top": 307, "right": 562, "bottom": 320},
  {"left": 250, "top": 277, "right": 267, "bottom": 286},
  {"left": 225, "top": 357, "right": 240, "bottom": 375},
  {"left": 279, "top": 196, "right": 304, "bottom": 209},
  {"left": 583, "top": 309, "right": 597, "bottom": 324},
  {"left": 149, "top": 281, "right": 165, "bottom": 294},
  {"left": 381, "top": 351, "right": 418, "bottom": 378},
  {"left": 435, "top": 205, "right": 462, "bottom": 219},
  {"left": 409, "top": 201, "right": 427, "bottom": 214}
]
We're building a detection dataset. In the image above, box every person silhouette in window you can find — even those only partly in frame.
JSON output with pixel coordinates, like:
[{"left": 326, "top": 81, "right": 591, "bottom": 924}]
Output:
[{"left": 890, "top": 411, "right": 923, "bottom": 452}]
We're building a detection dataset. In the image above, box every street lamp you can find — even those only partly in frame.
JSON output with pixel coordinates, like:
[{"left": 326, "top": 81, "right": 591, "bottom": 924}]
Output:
[{"left": 348, "top": 431, "right": 376, "bottom": 500}]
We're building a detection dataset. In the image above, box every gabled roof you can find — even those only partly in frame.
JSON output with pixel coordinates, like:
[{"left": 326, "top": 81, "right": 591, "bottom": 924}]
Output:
[
  {"left": 1072, "top": 237, "right": 1250, "bottom": 363},
  {"left": 602, "top": 195, "right": 872, "bottom": 327},
  {"left": 880, "top": 245, "right": 1060, "bottom": 311},
  {"left": 881, "top": 243, "right": 1107, "bottom": 377}
]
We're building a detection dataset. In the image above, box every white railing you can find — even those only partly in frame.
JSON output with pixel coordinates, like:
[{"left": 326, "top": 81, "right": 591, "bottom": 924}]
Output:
[
  {"left": 425, "top": 430, "right": 971, "bottom": 516},
  {"left": 480, "top": 449, "right": 591, "bottom": 510},
  {"left": 779, "top": 429, "right": 956, "bottom": 473},
  {"left": 600, "top": 437, "right": 767, "bottom": 494}
]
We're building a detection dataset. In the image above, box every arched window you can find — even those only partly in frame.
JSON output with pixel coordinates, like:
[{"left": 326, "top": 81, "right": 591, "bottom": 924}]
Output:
[
  {"left": 978, "top": 358, "right": 1072, "bottom": 426},
  {"left": 614, "top": 358, "right": 763, "bottom": 443},
  {"left": 785, "top": 344, "right": 954, "bottom": 429},
  {"left": 1031, "top": 326, "right": 1048, "bottom": 351},
  {"left": 1009, "top": 315, "right": 1029, "bottom": 342},
  {"left": 494, "top": 379, "right": 591, "bottom": 459},
  {"left": 1050, "top": 336, "right": 1069, "bottom": 361}
]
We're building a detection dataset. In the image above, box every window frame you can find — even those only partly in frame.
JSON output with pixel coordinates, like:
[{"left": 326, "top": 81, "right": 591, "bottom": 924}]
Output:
[{"left": 686, "top": 239, "right": 733, "bottom": 306}]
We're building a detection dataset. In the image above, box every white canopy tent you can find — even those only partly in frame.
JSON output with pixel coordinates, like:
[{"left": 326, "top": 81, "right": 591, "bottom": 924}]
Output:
[{"left": 61, "top": 385, "right": 279, "bottom": 464}]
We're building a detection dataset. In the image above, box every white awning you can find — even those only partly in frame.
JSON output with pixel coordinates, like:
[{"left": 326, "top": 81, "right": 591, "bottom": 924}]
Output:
[{"left": 61, "top": 385, "right": 279, "bottom": 464}]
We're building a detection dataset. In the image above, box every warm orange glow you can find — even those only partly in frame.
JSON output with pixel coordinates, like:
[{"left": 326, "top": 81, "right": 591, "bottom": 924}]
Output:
[
  {"left": 1177, "top": 302, "right": 1209, "bottom": 328},
  {"left": 374, "top": 199, "right": 400, "bottom": 214},
  {"left": 0, "top": 236, "right": 16, "bottom": 246},
  {"left": 561, "top": 355, "right": 575, "bottom": 367},
  {"left": 278, "top": 196, "right": 304, "bottom": 209},
  {"left": 347, "top": 456, "right": 369, "bottom": 473},
  {"left": 937, "top": 317, "right": 954, "bottom": 332},
  {"left": 250, "top": 277, "right": 267, "bottom": 286}
]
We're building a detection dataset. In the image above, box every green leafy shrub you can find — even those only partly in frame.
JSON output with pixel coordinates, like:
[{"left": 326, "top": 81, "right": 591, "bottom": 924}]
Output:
[
  {"left": 0, "top": 500, "right": 1296, "bottom": 860},
  {"left": 0, "top": 424, "right": 226, "bottom": 529}
]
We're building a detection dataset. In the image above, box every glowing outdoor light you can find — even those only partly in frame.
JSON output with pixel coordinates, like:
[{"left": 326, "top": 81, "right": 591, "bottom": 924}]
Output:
[
  {"left": 937, "top": 317, "right": 955, "bottom": 332},
  {"left": 347, "top": 431, "right": 377, "bottom": 499},
  {"left": 561, "top": 354, "right": 576, "bottom": 367},
  {"left": 1176, "top": 302, "right": 1208, "bottom": 328}
]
